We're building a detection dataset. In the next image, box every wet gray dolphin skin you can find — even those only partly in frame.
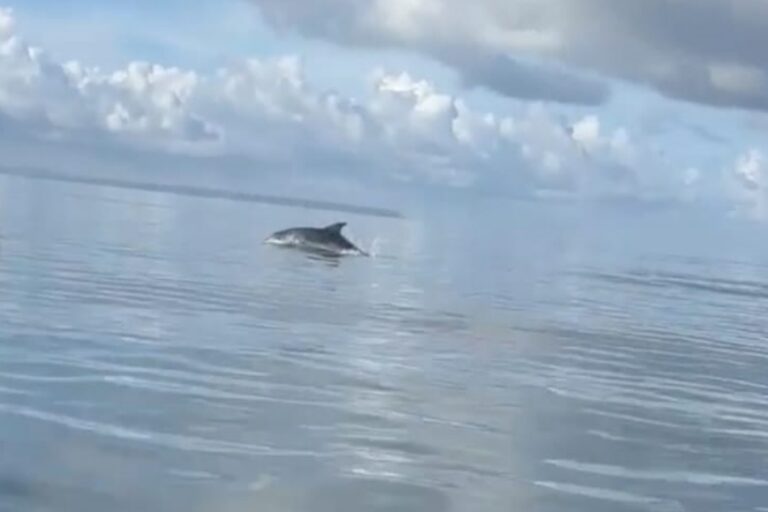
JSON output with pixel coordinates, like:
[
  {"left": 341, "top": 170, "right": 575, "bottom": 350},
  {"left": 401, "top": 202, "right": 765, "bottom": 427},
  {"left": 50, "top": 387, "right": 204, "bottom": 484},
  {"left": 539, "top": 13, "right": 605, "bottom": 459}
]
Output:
[{"left": 265, "top": 222, "right": 367, "bottom": 256}]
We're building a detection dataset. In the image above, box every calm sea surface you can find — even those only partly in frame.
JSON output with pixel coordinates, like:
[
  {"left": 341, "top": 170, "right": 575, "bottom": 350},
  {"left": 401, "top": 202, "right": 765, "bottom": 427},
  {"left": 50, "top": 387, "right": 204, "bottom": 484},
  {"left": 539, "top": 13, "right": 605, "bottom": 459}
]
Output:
[{"left": 1, "top": 173, "right": 767, "bottom": 512}]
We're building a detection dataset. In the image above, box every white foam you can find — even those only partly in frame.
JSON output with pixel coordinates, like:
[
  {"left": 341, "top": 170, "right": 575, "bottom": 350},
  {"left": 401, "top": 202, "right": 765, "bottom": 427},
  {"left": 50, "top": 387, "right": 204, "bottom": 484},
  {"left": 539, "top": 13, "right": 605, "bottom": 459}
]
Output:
[{"left": 367, "top": 237, "right": 383, "bottom": 258}]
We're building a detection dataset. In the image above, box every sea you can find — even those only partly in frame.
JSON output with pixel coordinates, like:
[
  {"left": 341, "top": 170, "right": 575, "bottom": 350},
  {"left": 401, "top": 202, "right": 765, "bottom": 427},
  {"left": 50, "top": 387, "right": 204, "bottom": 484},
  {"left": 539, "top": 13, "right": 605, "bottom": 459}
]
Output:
[{"left": 1, "top": 169, "right": 767, "bottom": 512}]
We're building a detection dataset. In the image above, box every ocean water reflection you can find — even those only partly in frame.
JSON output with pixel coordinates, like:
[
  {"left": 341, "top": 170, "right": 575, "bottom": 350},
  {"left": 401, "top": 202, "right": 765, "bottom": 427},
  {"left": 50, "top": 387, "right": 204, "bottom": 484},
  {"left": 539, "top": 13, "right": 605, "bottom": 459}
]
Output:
[{"left": 0, "top": 175, "right": 767, "bottom": 511}]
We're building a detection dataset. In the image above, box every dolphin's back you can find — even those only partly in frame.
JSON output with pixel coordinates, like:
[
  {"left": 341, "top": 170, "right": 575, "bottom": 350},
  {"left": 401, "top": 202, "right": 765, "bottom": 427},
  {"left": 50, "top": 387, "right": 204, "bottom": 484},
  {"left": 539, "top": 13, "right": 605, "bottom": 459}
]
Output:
[
  {"left": 303, "top": 225, "right": 356, "bottom": 250},
  {"left": 323, "top": 222, "right": 347, "bottom": 234}
]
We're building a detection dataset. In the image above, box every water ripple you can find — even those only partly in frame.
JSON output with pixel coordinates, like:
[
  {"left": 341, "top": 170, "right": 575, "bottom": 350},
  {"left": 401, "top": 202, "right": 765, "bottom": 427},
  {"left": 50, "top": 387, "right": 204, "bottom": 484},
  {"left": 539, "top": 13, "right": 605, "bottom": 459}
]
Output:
[{"left": 2, "top": 178, "right": 768, "bottom": 511}]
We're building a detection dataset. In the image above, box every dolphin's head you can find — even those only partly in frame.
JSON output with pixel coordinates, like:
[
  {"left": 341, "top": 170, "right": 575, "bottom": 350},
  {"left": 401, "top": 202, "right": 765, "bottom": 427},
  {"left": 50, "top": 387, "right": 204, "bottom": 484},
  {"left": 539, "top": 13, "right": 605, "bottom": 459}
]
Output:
[{"left": 263, "top": 228, "right": 300, "bottom": 246}]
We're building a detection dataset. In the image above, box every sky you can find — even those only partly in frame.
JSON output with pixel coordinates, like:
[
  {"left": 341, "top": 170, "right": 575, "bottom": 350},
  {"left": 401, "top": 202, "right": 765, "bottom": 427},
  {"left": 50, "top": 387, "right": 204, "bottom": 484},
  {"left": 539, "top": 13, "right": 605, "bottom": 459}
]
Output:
[{"left": 2, "top": 0, "right": 768, "bottom": 219}]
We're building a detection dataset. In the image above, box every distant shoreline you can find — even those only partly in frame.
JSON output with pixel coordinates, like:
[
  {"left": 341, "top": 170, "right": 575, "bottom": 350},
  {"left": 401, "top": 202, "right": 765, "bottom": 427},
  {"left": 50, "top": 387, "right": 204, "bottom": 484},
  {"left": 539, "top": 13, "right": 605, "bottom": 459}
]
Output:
[{"left": 0, "top": 166, "right": 403, "bottom": 219}]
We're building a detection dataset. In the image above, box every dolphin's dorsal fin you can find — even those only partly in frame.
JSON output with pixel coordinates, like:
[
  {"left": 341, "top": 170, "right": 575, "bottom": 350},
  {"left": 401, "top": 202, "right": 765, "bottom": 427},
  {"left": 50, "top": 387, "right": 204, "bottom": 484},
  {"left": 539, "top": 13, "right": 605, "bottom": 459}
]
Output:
[{"left": 323, "top": 222, "right": 346, "bottom": 234}]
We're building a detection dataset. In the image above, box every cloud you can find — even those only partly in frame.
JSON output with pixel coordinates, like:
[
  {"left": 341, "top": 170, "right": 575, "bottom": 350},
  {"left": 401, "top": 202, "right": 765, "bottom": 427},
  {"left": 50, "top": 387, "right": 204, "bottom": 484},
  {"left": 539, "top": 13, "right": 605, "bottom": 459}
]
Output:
[
  {"left": 728, "top": 149, "right": 768, "bottom": 220},
  {"left": 249, "top": 0, "right": 768, "bottom": 112},
  {"left": 0, "top": 6, "right": 718, "bottom": 205},
  {"left": 251, "top": 0, "right": 609, "bottom": 105}
]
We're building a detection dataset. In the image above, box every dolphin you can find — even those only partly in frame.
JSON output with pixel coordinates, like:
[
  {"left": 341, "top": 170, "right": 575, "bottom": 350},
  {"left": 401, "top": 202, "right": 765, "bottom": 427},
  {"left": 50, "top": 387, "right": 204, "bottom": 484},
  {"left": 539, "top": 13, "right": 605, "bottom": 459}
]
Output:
[{"left": 264, "top": 222, "right": 368, "bottom": 256}]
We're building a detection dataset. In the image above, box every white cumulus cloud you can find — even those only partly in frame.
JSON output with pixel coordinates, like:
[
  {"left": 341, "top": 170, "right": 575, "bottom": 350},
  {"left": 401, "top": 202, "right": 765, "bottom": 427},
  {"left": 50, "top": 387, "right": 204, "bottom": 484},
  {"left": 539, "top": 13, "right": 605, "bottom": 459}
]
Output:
[
  {"left": 0, "top": 6, "right": 734, "bottom": 207},
  {"left": 728, "top": 149, "right": 768, "bottom": 220}
]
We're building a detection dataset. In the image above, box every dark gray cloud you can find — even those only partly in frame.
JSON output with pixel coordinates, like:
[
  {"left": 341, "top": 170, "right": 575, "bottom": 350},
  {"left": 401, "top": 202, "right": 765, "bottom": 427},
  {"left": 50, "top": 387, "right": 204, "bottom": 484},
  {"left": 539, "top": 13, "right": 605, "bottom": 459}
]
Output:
[
  {"left": 251, "top": 0, "right": 609, "bottom": 104},
  {"left": 250, "top": 0, "right": 768, "bottom": 111},
  {"left": 447, "top": 51, "right": 608, "bottom": 105}
]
